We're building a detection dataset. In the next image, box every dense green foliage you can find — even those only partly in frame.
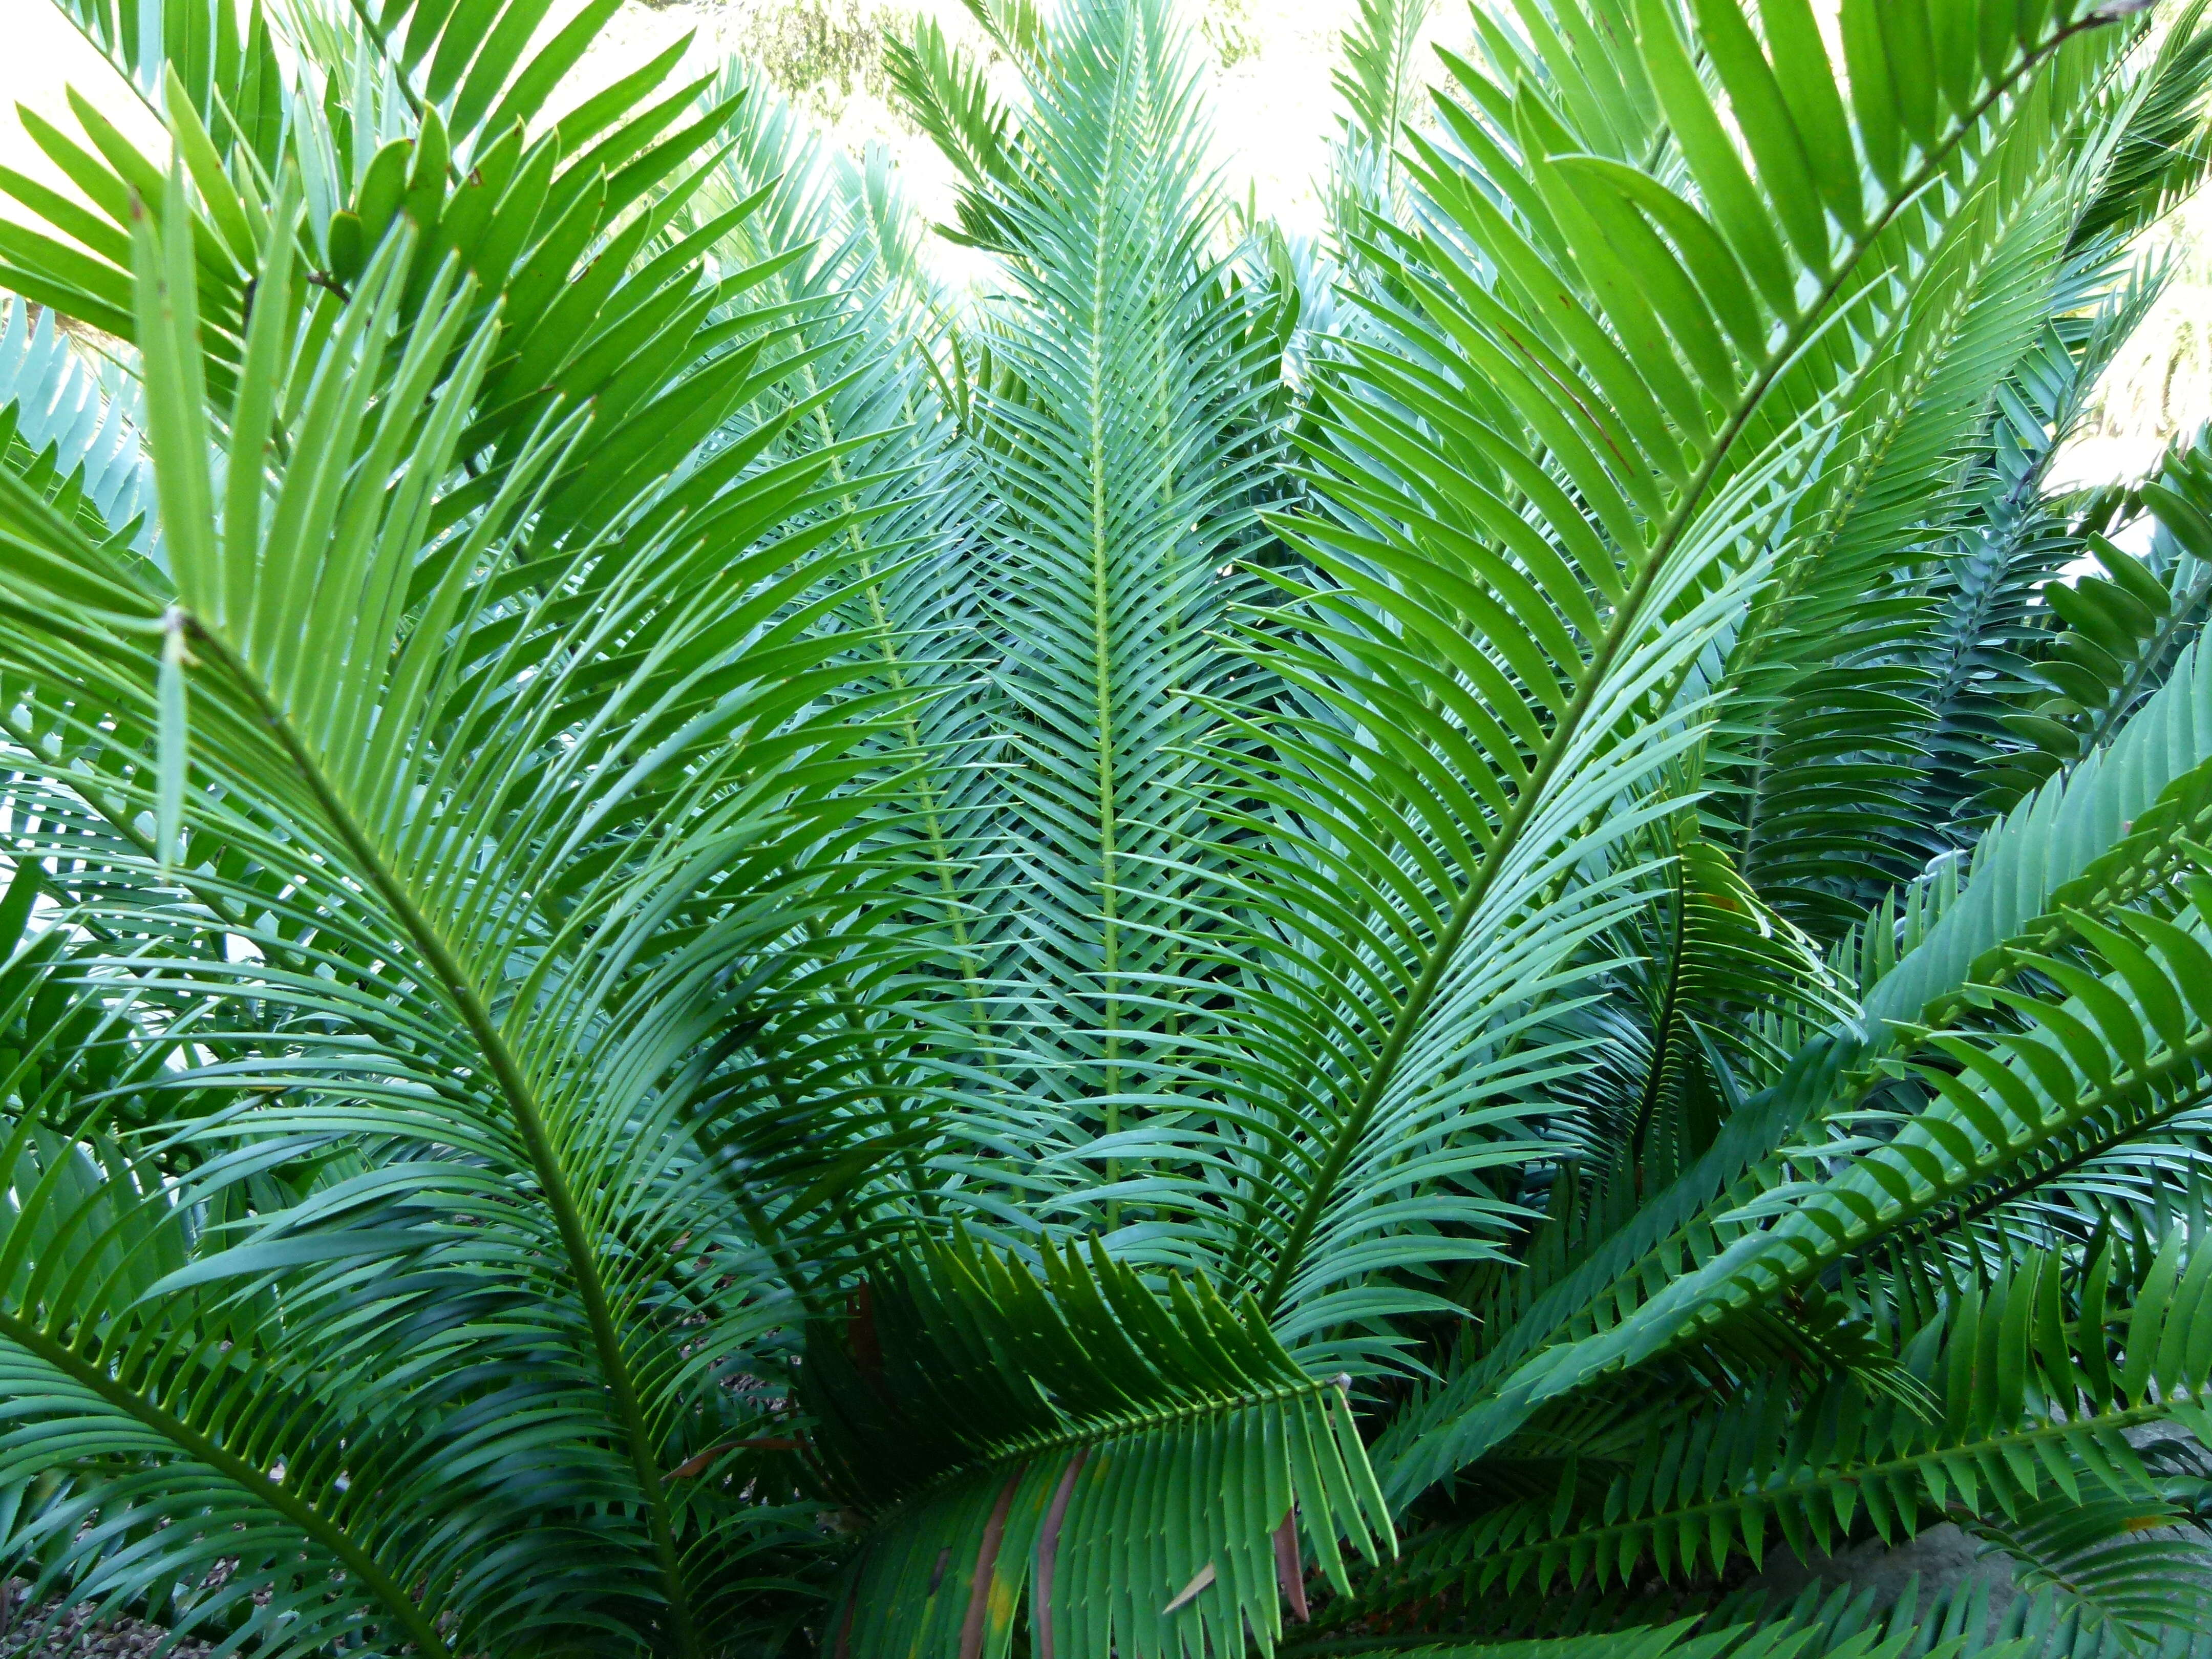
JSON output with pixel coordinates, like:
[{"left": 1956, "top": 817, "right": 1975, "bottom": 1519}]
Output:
[{"left": 5, "top": 0, "right": 2212, "bottom": 1654}]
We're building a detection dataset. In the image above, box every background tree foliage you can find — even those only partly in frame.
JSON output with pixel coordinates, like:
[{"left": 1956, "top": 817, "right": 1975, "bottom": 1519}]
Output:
[{"left": 5, "top": 0, "right": 2212, "bottom": 1655}]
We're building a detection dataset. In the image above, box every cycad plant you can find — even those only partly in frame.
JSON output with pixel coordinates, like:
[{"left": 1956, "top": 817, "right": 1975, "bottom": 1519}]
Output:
[{"left": 8, "top": 0, "right": 2212, "bottom": 1654}]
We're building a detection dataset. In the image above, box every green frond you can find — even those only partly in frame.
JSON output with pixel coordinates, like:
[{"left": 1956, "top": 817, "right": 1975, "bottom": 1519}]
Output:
[
  {"left": 0, "top": 298, "right": 156, "bottom": 557},
  {"left": 1722, "top": 121, "right": 2086, "bottom": 932},
  {"left": 1328, "top": 0, "right": 1435, "bottom": 235},
  {"left": 1375, "top": 618, "right": 2212, "bottom": 1505},
  {"left": 1974, "top": 1490, "right": 2212, "bottom": 1648},
  {"left": 2072, "top": 0, "right": 2212, "bottom": 248},
  {"left": 1912, "top": 266, "right": 2162, "bottom": 835},
  {"left": 1865, "top": 634, "right": 2212, "bottom": 1031},
  {"left": 1705, "top": 1571, "right": 2190, "bottom": 1659},
  {"left": 1392, "top": 852, "right": 2212, "bottom": 1496},
  {"left": 679, "top": 60, "right": 1006, "bottom": 1027},
  {"left": 1334, "top": 0, "right": 1432, "bottom": 150},
  {"left": 939, "top": 0, "right": 1275, "bottom": 1137},
  {"left": 1164, "top": 0, "right": 2150, "bottom": 1384},
  {"left": 0, "top": 19, "right": 917, "bottom": 1649},
  {"left": 1360, "top": 1233, "right": 2212, "bottom": 1619},
  {"left": 815, "top": 1236, "right": 1392, "bottom": 1659},
  {"left": 1975, "top": 434, "right": 2212, "bottom": 813},
  {"left": 884, "top": 16, "right": 1028, "bottom": 251}
]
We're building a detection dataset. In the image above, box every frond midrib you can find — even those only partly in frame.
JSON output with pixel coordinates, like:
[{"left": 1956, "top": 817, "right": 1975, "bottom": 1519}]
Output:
[
  {"left": 1457, "top": 1392, "right": 2179, "bottom": 1588},
  {"left": 1363, "top": 18, "right": 2131, "bottom": 1498},
  {"left": 178, "top": 614, "right": 703, "bottom": 1659},
  {"left": 0, "top": 1305, "right": 454, "bottom": 1659},
  {"left": 863, "top": 1370, "right": 1343, "bottom": 1513},
  {"left": 1260, "top": 21, "right": 2089, "bottom": 1322}
]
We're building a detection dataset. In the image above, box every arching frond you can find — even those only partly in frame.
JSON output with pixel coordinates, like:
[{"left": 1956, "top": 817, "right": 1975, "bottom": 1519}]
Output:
[
  {"left": 815, "top": 1237, "right": 1390, "bottom": 1659},
  {"left": 0, "top": 24, "right": 913, "bottom": 1652},
  {"left": 1354, "top": 1231, "right": 2212, "bottom": 1622}
]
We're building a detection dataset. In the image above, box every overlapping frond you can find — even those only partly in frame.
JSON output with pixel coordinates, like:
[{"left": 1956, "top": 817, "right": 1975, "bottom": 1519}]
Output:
[
  {"left": 1975, "top": 1490, "right": 2212, "bottom": 1648},
  {"left": 1911, "top": 273, "right": 2161, "bottom": 835},
  {"left": 1363, "top": 1232, "right": 2212, "bottom": 1605},
  {"left": 1974, "top": 433, "right": 2212, "bottom": 812},
  {"left": 813, "top": 1237, "right": 1390, "bottom": 1659},
  {"left": 0, "top": 16, "right": 915, "bottom": 1652},
  {"left": 682, "top": 63, "right": 1005, "bottom": 1028},
  {"left": 884, "top": 15, "right": 1029, "bottom": 251},
  {"left": 1109, "top": 0, "right": 2157, "bottom": 1383},
  {"left": 1707, "top": 0, "right": 2212, "bottom": 934},
  {"left": 1375, "top": 618, "right": 2212, "bottom": 1509},
  {"left": 1723, "top": 132, "right": 2085, "bottom": 931},
  {"left": 949, "top": 0, "right": 1271, "bottom": 1131}
]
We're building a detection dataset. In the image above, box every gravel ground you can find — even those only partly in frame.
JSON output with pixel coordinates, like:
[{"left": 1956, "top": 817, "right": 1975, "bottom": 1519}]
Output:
[{"left": 0, "top": 1584, "right": 211, "bottom": 1659}]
